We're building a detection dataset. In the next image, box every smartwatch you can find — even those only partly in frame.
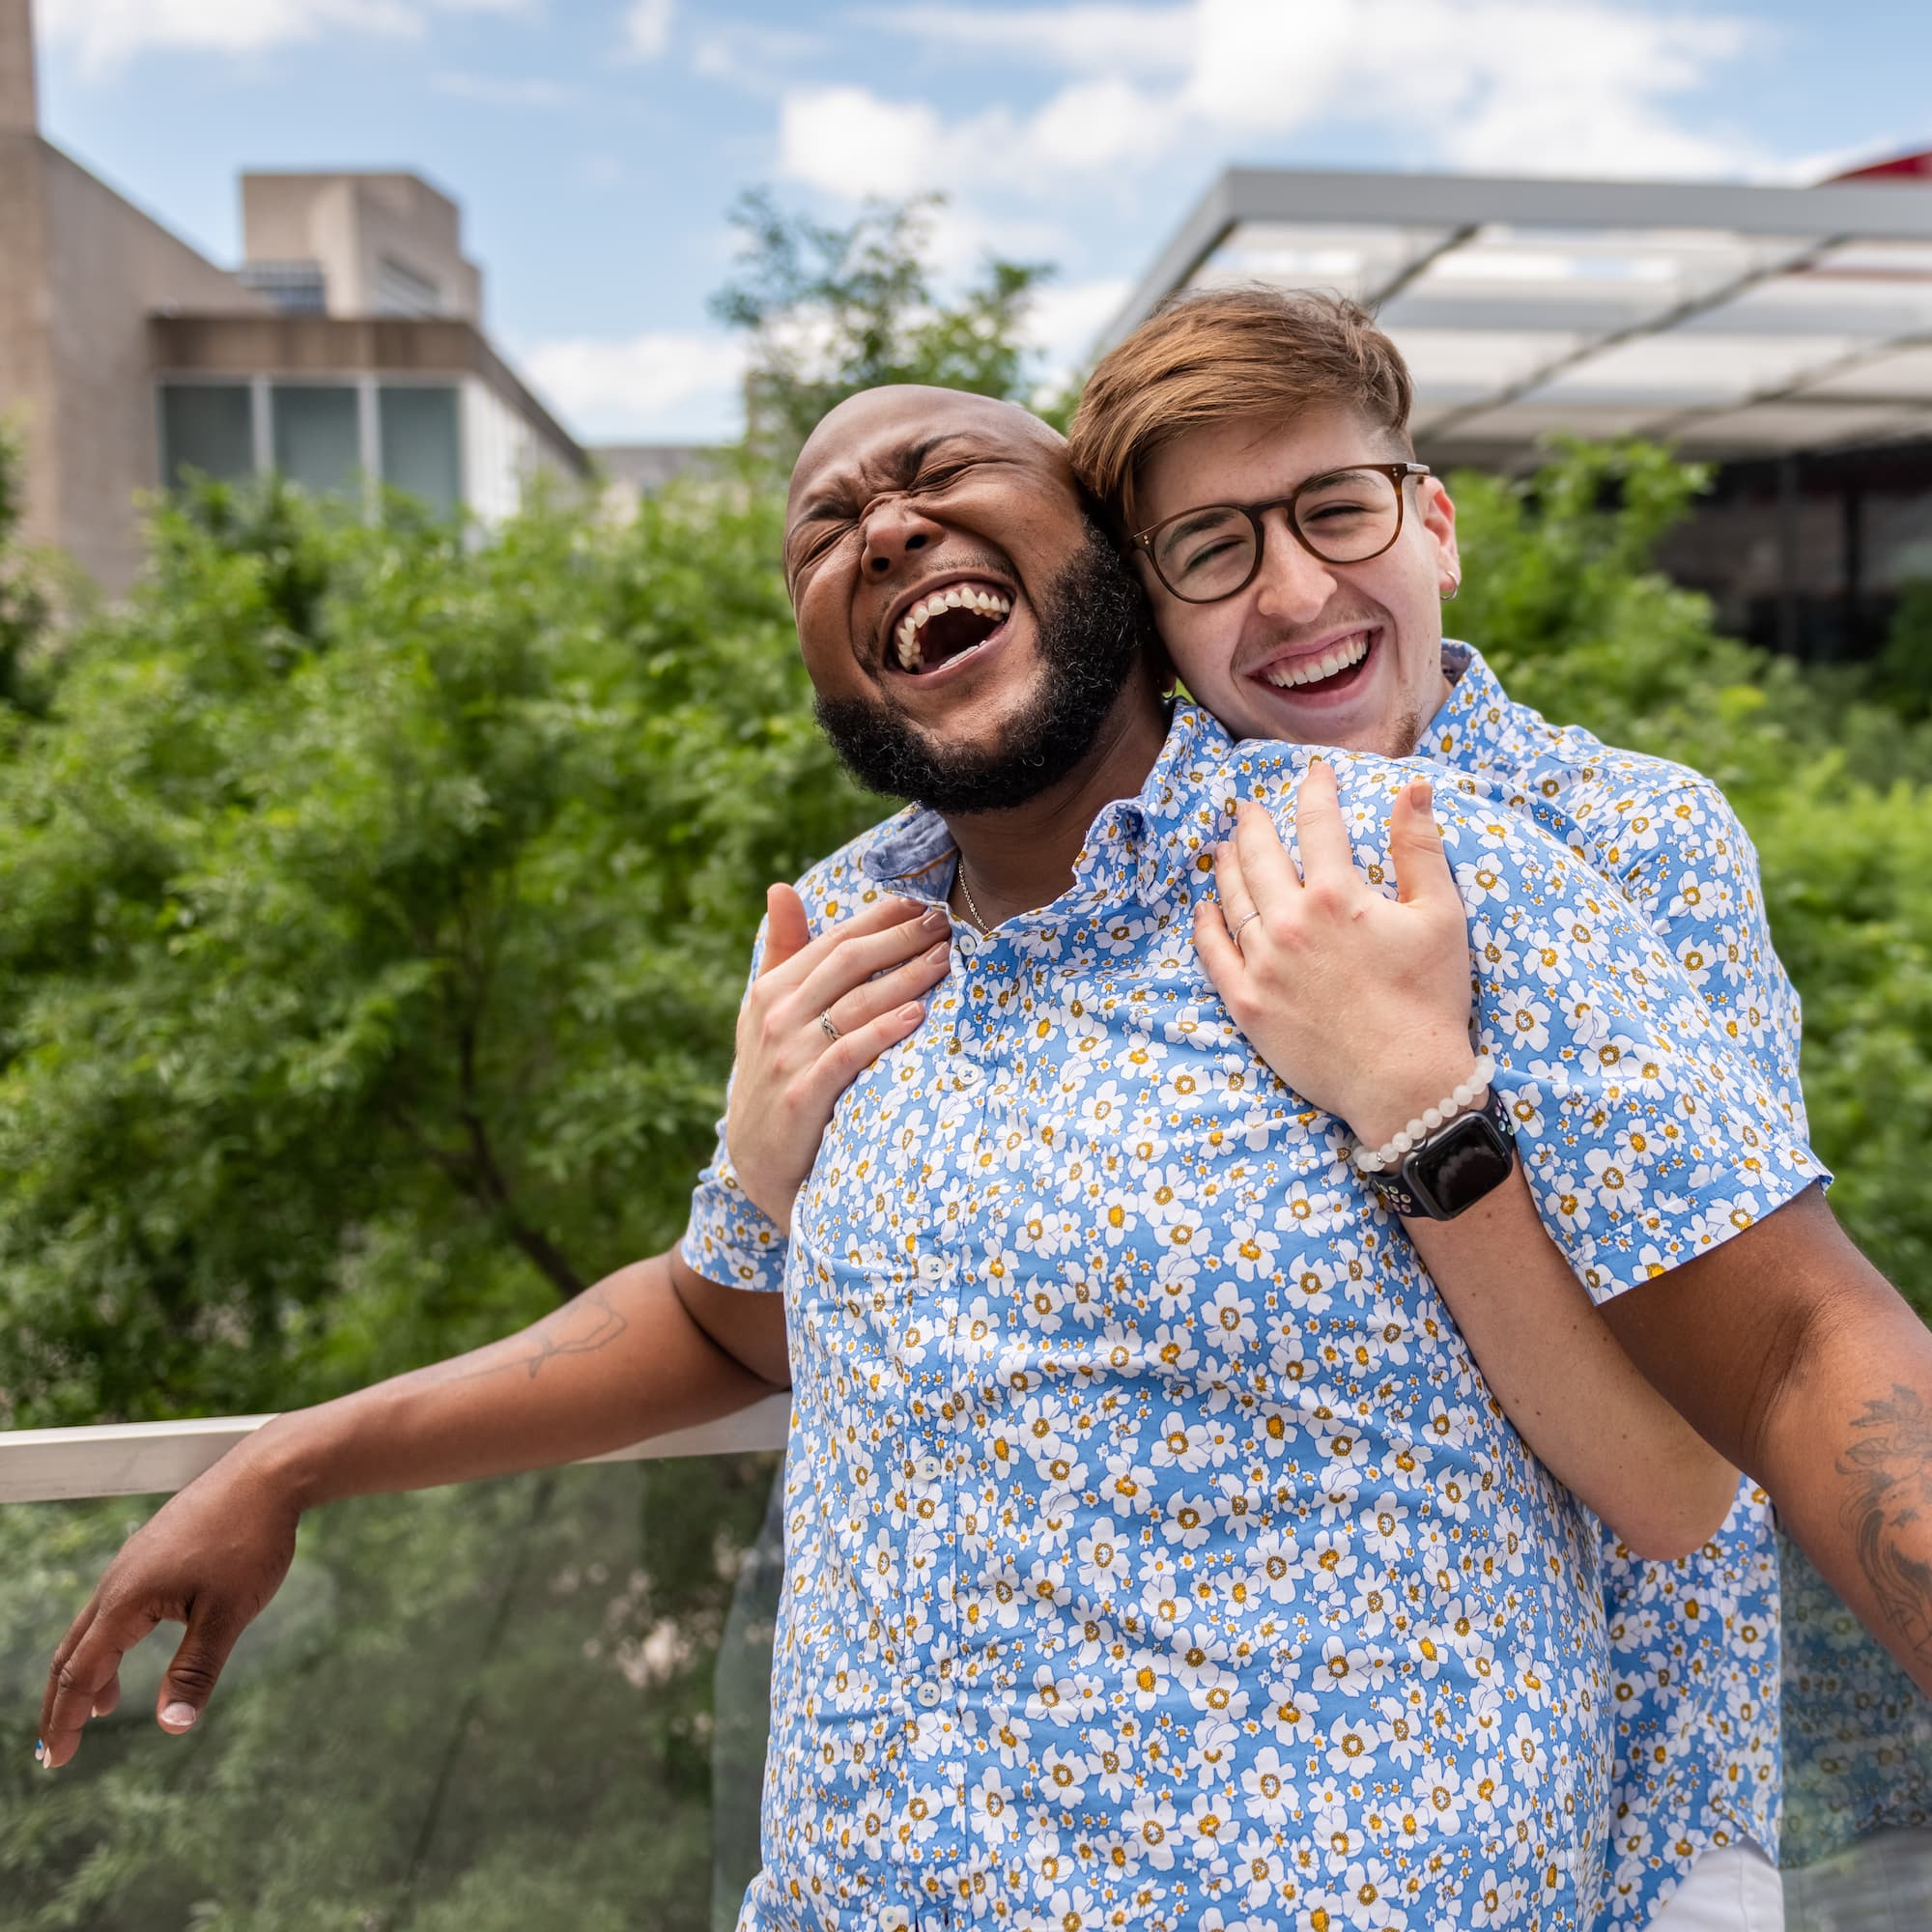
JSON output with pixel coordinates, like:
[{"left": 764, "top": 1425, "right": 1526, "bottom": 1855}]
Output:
[{"left": 1365, "top": 1088, "right": 1518, "bottom": 1221}]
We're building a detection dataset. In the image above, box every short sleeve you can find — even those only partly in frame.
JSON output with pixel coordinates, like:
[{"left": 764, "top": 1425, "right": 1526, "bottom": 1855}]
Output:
[
  {"left": 678, "top": 918, "right": 792, "bottom": 1293},
  {"left": 1590, "top": 770, "right": 1809, "bottom": 1143},
  {"left": 1348, "top": 766, "right": 1827, "bottom": 1305}
]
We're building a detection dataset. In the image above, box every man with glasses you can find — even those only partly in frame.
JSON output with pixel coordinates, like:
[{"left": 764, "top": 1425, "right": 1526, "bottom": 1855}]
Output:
[{"left": 1067, "top": 285, "right": 1931, "bottom": 1930}]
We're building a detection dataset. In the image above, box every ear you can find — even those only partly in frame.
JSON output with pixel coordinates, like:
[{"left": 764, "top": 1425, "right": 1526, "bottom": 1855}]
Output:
[
  {"left": 1418, "top": 474, "right": 1461, "bottom": 596},
  {"left": 1146, "top": 631, "right": 1179, "bottom": 701}
]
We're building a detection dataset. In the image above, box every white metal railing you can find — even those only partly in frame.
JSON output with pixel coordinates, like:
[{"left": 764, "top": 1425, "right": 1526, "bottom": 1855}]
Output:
[{"left": 0, "top": 1394, "right": 793, "bottom": 1505}]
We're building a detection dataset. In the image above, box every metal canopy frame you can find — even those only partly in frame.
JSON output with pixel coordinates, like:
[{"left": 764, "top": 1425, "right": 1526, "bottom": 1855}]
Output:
[{"left": 1098, "top": 168, "right": 1932, "bottom": 461}]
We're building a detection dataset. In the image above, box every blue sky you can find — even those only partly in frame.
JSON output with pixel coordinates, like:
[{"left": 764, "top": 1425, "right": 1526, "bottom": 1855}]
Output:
[{"left": 29, "top": 0, "right": 1932, "bottom": 444}]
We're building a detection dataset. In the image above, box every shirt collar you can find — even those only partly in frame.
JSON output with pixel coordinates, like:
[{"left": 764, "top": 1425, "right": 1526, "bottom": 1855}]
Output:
[
  {"left": 1421, "top": 639, "right": 1520, "bottom": 777},
  {"left": 857, "top": 701, "right": 1230, "bottom": 904}
]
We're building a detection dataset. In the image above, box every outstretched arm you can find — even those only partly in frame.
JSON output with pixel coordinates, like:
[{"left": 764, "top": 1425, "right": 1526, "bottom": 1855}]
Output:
[
  {"left": 1604, "top": 1184, "right": 1932, "bottom": 1697},
  {"left": 1195, "top": 764, "right": 1739, "bottom": 1558},
  {"left": 36, "top": 1247, "right": 785, "bottom": 1772}
]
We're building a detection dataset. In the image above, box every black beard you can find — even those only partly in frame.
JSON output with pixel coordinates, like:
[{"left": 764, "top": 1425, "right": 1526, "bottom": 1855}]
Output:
[{"left": 812, "top": 514, "right": 1157, "bottom": 815}]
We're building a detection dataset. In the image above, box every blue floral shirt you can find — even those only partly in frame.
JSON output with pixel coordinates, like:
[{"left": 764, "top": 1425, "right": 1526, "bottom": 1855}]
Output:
[
  {"left": 683, "top": 703, "right": 1823, "bottom": 1932},
  {"left": 1424, "top": 644, "right": 1926, "bottom": 1893}
]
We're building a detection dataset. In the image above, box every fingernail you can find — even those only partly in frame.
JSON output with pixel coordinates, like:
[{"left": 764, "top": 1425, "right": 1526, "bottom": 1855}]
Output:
[
  {"left": 160, "top": 1702, "right": 196, "bottom": 1730},
  {"left": 924, "top": 942, "right": 950, "bottom": 964},
  {"left": 921, "top": 903, "right": 950, "bottom": 926},
  {"left": 1409, "top": 778, "right": 1432, "bottom": 808},
  {"left": 897, "top": 1002, "right": 924, "bottom": 1023}
]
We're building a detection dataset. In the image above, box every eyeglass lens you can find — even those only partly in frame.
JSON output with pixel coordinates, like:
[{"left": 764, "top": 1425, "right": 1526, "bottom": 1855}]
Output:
[{"left": 1151, "top": 469, "right": 1405, "bottom": 601}]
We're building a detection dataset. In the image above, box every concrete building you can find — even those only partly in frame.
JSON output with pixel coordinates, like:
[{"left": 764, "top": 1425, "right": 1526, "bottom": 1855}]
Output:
[
  {"left": 1105, "top": 164, "right": 1932, "bottom": 662},
  {"left": 0, "top": 0, "right": 585, "bottom": 593},
  {"left": 237, "top": 171, "right": 483, "bottom": 323}
]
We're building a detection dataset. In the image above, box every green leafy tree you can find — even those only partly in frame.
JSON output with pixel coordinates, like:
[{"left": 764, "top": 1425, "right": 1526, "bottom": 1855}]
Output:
[
  {"left": 0, "top": 471, "right": 846, "bottom": 1925},
  {"left": 0, "top": 475, "right": 874, "bottom": 1427},
  {"left": 0, "top": 424, "right": 56, "bottom": 721},
  {"left": 1875, "top": 577, "right": 1932, "bottom": 722},
  {"left": 711, "top": 189, "right": 1052, "bottom": 462}
]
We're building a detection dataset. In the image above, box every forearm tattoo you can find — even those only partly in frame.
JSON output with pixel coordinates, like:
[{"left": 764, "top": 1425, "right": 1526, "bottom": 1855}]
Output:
[
  {"left": 1837, "top": 1382, "right": 1932, "bottom": 1668},
  {"left": 435, "top": 1285, "right": 629, "bottom": 1385}
]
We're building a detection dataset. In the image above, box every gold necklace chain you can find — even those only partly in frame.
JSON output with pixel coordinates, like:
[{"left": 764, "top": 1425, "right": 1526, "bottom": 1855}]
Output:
[{"left": 954, "top": 859, "right": 991, "bottom": 934}]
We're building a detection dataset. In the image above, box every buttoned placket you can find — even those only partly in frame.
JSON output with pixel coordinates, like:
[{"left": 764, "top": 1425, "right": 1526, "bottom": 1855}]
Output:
[
  {"left": 910, "top": 906, "right": 996, "bottom": 1913},
  {"left": 869, "top": 802, "right": 1164, "bottom": 1923}
]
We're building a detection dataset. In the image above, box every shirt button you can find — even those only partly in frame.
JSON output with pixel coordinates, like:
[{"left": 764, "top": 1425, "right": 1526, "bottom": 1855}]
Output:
[
  {"left": 914, "top": 1455, "right": 943, "bottom": 1483},
  {"left": 917, "top": 1255, "right": 947, "bottom": 1283},
  {"left": 915, "top": 1682, "right": 943, "bottom": 1707},
  {"left": 952, "top": 1064, "right": 983, "bottom": 1092}
]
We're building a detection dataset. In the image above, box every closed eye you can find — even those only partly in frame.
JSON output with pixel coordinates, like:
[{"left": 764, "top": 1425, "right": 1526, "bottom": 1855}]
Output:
[{"left": 790, "top": 519, "right": 854, "bottom": 570}]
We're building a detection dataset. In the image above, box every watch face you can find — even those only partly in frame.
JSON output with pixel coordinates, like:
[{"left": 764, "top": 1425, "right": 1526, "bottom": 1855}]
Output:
[{"left": 1405, "top": 1114, "right": 1516, "bottom": 1219}]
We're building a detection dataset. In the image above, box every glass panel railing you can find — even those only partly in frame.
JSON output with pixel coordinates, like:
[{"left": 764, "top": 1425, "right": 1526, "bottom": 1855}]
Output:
[
  {"left": 7, "top": 1421, "right": 1932, "bottom": 1929},
  {"left": 1, "top": 1452, "right": 784, "bottom": 1931},
  {"left": 1784, "top": 1532, "right": 1932, "bottom": 1932}
]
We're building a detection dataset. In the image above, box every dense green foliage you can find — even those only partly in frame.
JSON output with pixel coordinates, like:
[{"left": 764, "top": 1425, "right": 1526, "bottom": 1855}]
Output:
[
  {"left": 0, "top": 472, "right": 871, "bottom": 1429},
  {"left": 0, "top": 425, "right": 55, "bottom": 721},
  {"left": 0, "top": 452, "right": 819, "bottom": 1926}
]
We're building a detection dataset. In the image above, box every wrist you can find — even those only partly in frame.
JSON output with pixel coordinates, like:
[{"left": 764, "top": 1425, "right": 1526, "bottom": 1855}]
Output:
[
  {"left": 1348, "top": 1049, "right": 1486, "bottom": 1152},
  {"left": 235, "top": 1407, "right": 340, "bottom": 1515},
  {"left": 739, "top": 1171, "right": 799, "bottom": 1231}
]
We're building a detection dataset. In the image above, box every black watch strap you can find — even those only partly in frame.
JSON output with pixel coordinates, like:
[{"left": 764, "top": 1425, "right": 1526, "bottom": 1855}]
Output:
[{"left": 1366, "top": 1087, "right": 1517, "bottom": 1220}]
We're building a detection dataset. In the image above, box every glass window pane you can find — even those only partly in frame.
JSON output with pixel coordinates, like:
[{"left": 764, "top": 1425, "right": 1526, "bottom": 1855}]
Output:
[
  {"left": 159, "top": 384, "right": 255, "bottom": 486},
  {"left": 2, "top": 1453, "right": 781, "bottom": 1924},
  {"left": 380, "top": 385, "right": 462, "bottom": 516},
  {"left": 271, "top": 385, "right": 361, "bottom": 496}
]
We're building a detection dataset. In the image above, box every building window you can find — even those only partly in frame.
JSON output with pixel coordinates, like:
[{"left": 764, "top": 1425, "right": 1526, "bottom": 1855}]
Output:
[
  {"left": 379, "top": 385, "right": 462, "bottom": 516},
  {"left": 376, "top": 257, "right": 441, "bottom": 319},
  {"left": 271, "top": 384, "right": 360, "bottom": 496},
  {"left": 237, "top": 260, "right": 327, "bottom": 316},
  {"left": 158, "top": 384, "right": 255, "bottom": 486}
]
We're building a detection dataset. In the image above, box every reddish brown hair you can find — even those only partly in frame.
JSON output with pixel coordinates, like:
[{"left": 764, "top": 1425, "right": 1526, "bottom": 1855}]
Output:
[{"left": 1067, "top": 287, "right": 1415, "bottom": 532}]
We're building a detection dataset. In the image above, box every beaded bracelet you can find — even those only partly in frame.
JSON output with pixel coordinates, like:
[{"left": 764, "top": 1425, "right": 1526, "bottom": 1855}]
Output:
[{"left": 1353, "top": 1053, "right": 1496, "bottom": 1174}]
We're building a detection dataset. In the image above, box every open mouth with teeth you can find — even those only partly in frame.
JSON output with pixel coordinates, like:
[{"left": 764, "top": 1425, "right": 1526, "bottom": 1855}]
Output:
[
  {"left": 1252, "top": 627, "right": 1378, "bottom": 700},
  {"left": 892, "top": 582, "right": 1014, "bottom": 676}
]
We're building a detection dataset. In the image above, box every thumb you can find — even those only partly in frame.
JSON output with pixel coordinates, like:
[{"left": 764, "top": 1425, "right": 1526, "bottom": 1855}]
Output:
[
  {"left": 1390, "top": 776, "right": 1457, "bottom": 907},
  {"left": 760, "top": 883, "right": 811, "bottom": 975},
  {"left": 156, "top": 1608, "right": 242, "bottom": 1734}
]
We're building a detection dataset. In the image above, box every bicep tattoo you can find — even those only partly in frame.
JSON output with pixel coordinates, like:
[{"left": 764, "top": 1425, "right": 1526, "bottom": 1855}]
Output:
[{"left": 1837, "top": 1382, "right": 1932, "bottom": 1667}]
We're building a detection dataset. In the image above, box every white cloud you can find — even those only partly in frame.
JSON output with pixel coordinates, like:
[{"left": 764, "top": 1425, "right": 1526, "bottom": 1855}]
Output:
[
  {"left": 432, "top": 69, "right": 573, "bottom": 107},
  {"left": 38, "top": 0, "right": 535, "bottom": 73},
  {"left": 619, "top": 0, "right": 673, "bottom": 61},
  {"left": 789, "top": 0, "right": 1769, "bottom": 203},
  {"left": 849, "top": 4, "right": 1193, "bottom": 73},
  {"left": 522, "top": 329, "right": 745, "bottom": 438},
  {"left": 778, "top": 85, "right": 952, "bottom": 198},
  {"left": 776, "top": 76, "right": 1182, "bottom": 199}
]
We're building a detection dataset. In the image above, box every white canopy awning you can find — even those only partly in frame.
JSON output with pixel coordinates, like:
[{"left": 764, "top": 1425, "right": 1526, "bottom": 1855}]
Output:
[{"left": 1100, "top": 169, "right": 1932, "bottom": 467}]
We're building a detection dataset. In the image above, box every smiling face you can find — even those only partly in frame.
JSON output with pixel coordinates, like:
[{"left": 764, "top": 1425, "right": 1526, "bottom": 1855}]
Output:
[
  {"left": 1133, "top": 406, "right": 1462, "bottom": 760},
  {"left": 785, "top": 385, "right": 1155, "bottom": 812}
]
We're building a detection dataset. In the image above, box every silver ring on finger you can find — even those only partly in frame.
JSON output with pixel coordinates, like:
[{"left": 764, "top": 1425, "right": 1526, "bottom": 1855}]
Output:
[
  {"left": 1230, "top": 910, "right": 1263, "bottom": 953},
  {"left": 818, "top": 1009, "right": 842, "bottom": 1043}
]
